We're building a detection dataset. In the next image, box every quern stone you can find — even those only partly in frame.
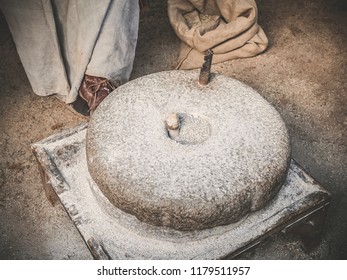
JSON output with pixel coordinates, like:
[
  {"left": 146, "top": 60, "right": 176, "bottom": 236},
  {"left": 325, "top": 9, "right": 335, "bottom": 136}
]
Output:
[{"left": 86, "top": 70, "right": 291, "bottom": 230}]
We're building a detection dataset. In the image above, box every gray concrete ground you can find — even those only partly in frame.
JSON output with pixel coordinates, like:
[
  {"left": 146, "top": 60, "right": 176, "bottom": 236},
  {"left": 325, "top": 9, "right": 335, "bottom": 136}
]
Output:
[{"left": 0, "top": 0, "right": 346, "bottom": 259}]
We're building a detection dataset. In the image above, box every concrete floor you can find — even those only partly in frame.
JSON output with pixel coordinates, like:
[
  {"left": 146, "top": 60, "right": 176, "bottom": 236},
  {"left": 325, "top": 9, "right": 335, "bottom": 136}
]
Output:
[{"left": 0, "top": 0, "right": 346, "bottom": 259}]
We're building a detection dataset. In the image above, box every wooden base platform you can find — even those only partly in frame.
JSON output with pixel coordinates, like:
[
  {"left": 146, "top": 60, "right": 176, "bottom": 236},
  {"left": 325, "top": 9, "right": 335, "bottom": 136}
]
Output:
[{"left": 32, "top": 123, "right": 331, "bottom": 259}]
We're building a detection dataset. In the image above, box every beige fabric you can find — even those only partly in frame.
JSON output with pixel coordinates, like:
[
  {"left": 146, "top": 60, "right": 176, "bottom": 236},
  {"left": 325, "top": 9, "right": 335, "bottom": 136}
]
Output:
[
  {"left": 168, "top": 0, "right": 268, "bottom": 69},
  {"left": 0, "top": 0, "right": 139, "bottom": 103}
]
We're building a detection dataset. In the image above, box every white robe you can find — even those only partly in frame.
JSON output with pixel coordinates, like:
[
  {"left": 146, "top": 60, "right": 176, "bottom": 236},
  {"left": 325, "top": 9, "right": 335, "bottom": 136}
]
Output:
[{"left": 0, "top": 0, "right": 139, "bottom": 103}]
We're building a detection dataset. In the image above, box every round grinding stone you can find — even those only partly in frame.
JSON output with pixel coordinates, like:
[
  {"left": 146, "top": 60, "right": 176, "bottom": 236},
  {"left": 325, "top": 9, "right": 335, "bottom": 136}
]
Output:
[{"left": 86, "top": 70, "right": 291, "bottom": 231}]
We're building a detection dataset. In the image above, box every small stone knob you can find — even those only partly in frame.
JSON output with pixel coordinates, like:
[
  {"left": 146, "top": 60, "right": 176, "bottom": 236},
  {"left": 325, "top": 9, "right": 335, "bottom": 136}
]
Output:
[
  {"left": 166, "top": 113, "right": 180, "bottom": 140},
  {"left": 166, "top": 113, "right": 180, "bottom": 130}
]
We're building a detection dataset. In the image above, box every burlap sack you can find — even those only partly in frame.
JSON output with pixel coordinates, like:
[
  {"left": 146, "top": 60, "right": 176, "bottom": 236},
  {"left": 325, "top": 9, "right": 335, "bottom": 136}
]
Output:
[{"left": 168, "top": 0, "right": 268, "bottom": 69}]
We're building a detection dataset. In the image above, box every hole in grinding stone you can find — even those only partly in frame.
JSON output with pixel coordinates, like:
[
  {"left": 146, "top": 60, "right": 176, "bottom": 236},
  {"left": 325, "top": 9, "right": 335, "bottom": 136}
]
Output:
[{"left": 165, "top": 113, "right": 212, "bottom": 145}]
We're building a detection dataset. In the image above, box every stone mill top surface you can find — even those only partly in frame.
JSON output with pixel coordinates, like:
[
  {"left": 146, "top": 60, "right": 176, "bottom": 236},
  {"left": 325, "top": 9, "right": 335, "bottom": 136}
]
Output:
[{"left": 86, "top": 70, "right": 290, "bottom": 230}]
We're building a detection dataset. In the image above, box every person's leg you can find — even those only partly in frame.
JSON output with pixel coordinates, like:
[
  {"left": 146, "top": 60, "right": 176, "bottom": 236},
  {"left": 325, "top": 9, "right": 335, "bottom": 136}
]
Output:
[
  {"left": 85, "top": 0, "right": 140, "bottom": 85},
  {"left": 0, "top": 0, "right": 114, "bottom": 106},
  {"left": 52, "top": 0, "right": 112, "bottom": 104},
  {"left": 1, "top": 0, "right": 138, "bottom": 113},
  {"left": 78, "top": 0, "right": 140, "bottom": 113},
  {"left": 0, "top": 0, "right": 70, "bottom": 101}
]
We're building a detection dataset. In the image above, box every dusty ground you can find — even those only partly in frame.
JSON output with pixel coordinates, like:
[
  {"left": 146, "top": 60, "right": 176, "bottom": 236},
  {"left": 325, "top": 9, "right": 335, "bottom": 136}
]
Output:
[{"left": 0, "top": 0, "right": 346, "bottom": 259}]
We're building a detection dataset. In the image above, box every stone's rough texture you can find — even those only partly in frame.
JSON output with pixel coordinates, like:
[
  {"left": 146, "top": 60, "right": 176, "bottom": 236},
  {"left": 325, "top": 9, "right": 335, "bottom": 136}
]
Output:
[{"left": 86, "top": 70, "right": 291, "bottom": 230}]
